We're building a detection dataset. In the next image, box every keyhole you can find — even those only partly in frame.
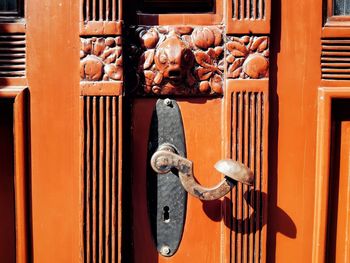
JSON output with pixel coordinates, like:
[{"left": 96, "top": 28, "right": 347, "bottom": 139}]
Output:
[{"left": 163, "top": 206, "right": 170, "bottom": 223}]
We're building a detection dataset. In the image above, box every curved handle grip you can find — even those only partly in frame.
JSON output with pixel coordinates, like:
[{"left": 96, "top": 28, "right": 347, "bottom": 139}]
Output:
[{"left": 151, "top": 144, "right": 254, "bottom": 201}]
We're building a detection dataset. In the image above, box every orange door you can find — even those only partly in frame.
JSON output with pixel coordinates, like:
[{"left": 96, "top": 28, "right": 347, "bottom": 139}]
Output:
[
  {"left": 125, "top": 0, "right": 270, "bottom": 262},
  {"left": 2, "top": 0, "right": 350, "bottom": 262}
]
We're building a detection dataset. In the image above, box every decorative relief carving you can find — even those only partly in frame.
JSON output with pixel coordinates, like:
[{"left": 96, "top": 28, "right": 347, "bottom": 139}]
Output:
[
  {"left": 80, "top": 37, "right": 123, "bottom": 81},
  {"left": 226, "top": 36, "right": 269, "bottom": 79},
  {"left": 128, "top": 26, "right": 224, "bottom": 96}
]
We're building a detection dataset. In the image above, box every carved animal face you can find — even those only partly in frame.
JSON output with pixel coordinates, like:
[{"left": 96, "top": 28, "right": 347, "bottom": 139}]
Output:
[{"left": 154, "top": 34, "right": 194, "bottom": 83}]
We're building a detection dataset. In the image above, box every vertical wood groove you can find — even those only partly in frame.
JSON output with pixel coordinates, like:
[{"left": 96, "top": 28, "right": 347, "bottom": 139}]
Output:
[
  {"left": 111, "top": 97, "right": 117, "bottom": 263},
  {"left": 237, "top": 91, "right": 243, "bottom": 263},
  {"left": 85, "top": 97, "right": 92, "bottom": 261},
  {"left": 83, "top": 96, "right": 119, "bottom": 263},
  {"left": 230, "top": 91, "right": 265, "bottom": 262},
  {"left": 105, "top": 97, "right": 111, "bottom": 263},
  {"left": 255, "top": 92, "right": 262, "bottom": 262},
  {"left": 232, "top": 0, "right": 265, "bottom": 19},
  {"left": 249, "top": 93, "right": 256, "bottom": 263},
  {"left": 92, "top": 97, "right": 97, "bottom": 263},
  {"left": 243, "top": 92, "right": 249, "bottom": 263},
  {"left": 98, "top": 97, "right": 105, "bottom": 262},
  {"left": 259, "top": 0, "right": 263, "bottom": 18},
  {"left": 231, "top": 93, "right": 238, "bottom": 262},
  {"left": 82, "top": 0, "right": 119, "bottom": 21}
]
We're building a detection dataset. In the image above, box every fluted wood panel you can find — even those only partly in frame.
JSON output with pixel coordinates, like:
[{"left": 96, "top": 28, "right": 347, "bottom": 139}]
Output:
[
  {"left": 232, "top": 0, "right": 265, "bottom": 20},
  {"left": 227, "top": 0, "right": 270, "bottom": 34},
  {"left": 82, "top": 96, "right": 119, "bottom": 263},
  {"left": 82, "top": 0, "right": 119, "bottom": 21},
  {"left": 0, "top": 33, "right": 25, "bottom": 77},
  {"left": 229, "top": 89, "right": 267, "bottom": 262},
  {"left": 321, "top": 39, "right": 350, "bottom": 80}
]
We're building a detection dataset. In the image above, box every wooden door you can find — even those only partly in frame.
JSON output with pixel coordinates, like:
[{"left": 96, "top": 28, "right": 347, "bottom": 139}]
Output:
[
  {"left": 1, "top": 0, "right": 350, "bottom": 262},
  {"left": 123, "top": 1, "right": 270, "bottom": 262}
]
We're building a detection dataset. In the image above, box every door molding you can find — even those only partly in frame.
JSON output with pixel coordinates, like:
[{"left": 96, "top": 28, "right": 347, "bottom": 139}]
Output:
[
  {"left": 0, "top": 86, "right": 29, "bottom": 263},
  {"left": 313, "top": 86, "right": 350, "bottom": 263}
]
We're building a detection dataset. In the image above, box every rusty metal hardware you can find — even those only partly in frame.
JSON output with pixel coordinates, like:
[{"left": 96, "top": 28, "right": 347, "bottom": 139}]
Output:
[
  {"left": 151, "top": 144, "right": 254, "bottom": 201},
  {"left": 147, "top": 98, "right": 254, "bottom": 257},
  {"left": 147, "top": 98, "right": 187, "bottom": 257}
]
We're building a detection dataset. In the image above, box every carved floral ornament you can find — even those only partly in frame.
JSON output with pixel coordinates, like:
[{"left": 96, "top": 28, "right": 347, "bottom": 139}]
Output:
[
  {"left": 226, "top": 36, "right": 269, "bottom": 79},
  {"left": 132, "top": 26, "right": 225, "bottom": 96},
  {"left": 80, "top": 36, "right": 123, "bottom": 81}
]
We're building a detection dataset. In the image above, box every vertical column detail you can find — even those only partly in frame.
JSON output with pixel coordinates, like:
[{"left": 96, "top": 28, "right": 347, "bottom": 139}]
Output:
[
  {"left": 232, "top": 0, "right": 265, "bottom": 20},
  {"left": 82, "top": 0, "right": 119, "bottom": 22},
  {"left": 230, "top": 90, "right": 265, "bottom": 262},
  {"left": 82, "top": 96, "right": 119, "bottom": 263}
]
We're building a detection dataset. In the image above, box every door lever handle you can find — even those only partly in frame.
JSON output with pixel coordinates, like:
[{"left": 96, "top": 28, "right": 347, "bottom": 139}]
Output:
[{"left": 151, "top": 144, "right": 254, "bottom": 201}]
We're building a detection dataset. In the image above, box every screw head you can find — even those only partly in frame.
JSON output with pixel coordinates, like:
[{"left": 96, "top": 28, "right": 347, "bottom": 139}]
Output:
[
  {"left": 160, "top": 245, "right": 171, "bottom": 256},
  {"left": 164, "top": 98, "right": 172, "bottom": 107}
]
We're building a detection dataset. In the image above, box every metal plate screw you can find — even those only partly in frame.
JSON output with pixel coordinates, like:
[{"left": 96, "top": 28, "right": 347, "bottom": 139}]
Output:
[
  {"left": 164, "top": 98, "right": 172, "bottom": 107},
  {"left": 160, "top": 245, "right": 171, "bottom": 256}
]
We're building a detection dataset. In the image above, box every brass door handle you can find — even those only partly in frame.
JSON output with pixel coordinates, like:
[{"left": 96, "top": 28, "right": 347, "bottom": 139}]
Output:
[{"left": 151, "top": 144, "right": 254, "bottom": 201}]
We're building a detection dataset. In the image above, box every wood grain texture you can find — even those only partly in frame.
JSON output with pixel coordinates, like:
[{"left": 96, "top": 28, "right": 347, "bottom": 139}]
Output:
[{"left": 82, "top": 96, "right": 119, "bottom": 263}]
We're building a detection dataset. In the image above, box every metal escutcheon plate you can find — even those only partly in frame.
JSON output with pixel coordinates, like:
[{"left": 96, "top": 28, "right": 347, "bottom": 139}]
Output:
[{"left": 147, "top": 98, "right": 187, "bottom": 257}]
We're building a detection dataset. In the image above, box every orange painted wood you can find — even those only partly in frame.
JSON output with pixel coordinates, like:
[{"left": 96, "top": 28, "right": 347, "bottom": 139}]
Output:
[
  {"left": 79, "top": 21, "right": 123, "bottom": 36},
  {"left": 26, "top": 0, "right": 81, "bottom": 261},
  {"left": 80, "top": 95, "right": 122, "bottom": 262},
  {"left": 0, "top": 22, "right": 26, "bottom": 33},
  {"left": 1, "top": 0, "right": 340, "bottom": 261},
  {"left": 223, "top": 79, "right": 269, "bottom": 263},
  {"left": 131, "top": 98, "right": 223, "bottom": 262},
  {"left": 335, "top": 121, "right": 350, "bottom": 262},
  {"left": 13, "top": 88, "right": 29, "bottom": 263},
  {"left": 226, "top": 0, "right": 271, "bottom": 34},
  {"left": 326, "top": 119, "right": 350, "bottom": 262},
  {"left": 80, "top": 81, "right": 123, "bottom": 96},
  {"left": 0, "top": 78, "right": 27, "bottom": 86},
  {"left": 0, "top": 101, "right": 16, "bottom": 262},
  {"left": 313, "top": 88, "right": 350, "bottom": 263},
  {"left": 268, "top": 0, "right": 320, "bottom": 261},
  {"left": 0, "top": 86, "right": 29, "bottom": 263}
]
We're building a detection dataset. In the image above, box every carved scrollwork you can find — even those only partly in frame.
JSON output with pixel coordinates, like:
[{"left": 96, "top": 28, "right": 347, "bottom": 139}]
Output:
[
  {"left": 129, "top": 26, "right": 224, "bottom": 96},
  {"left": 80, "top": 37, "right": 123, "bottom": 81},
  {"left": 226, "top": 36, "right": 269, "bottom": 79}
]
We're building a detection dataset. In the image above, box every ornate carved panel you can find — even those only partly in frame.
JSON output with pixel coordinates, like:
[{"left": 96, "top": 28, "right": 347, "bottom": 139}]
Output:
[
  {"left": 226, "top": 36, "right": 269, "bottom": 79},
  {"left": 80, "top": 36, "right": 123, "bottom": 82},
  {"left": 128, "top": 26, "right": 224, "bottom": 96},
  {"left": 79, "top": 0, "right": 123, "bottom": 260}
]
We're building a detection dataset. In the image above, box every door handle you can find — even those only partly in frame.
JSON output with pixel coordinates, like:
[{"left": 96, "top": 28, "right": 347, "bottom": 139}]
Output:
[
  {"left": 147, "top": 98, "right": 254, "bottom": 256},
  {"left": 151, "top": 143, "right": 254, "bottom": 201}
]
